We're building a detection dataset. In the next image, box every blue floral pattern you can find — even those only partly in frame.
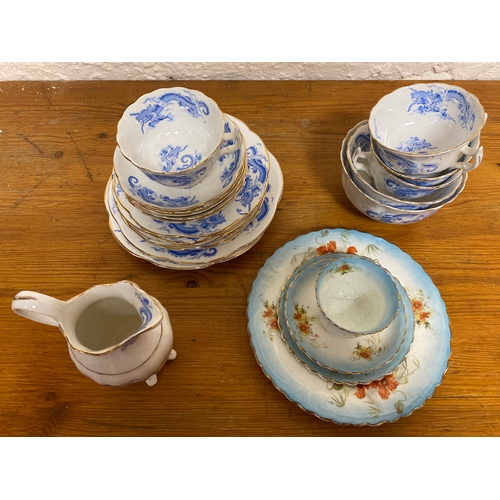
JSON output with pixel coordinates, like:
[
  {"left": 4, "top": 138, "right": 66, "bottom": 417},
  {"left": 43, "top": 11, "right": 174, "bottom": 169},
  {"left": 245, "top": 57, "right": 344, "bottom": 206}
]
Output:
[
  {"left": 127, "top": 176, "right": 198, "bottom": 208},
  {"left": 235, "top": 144, "right": 268, "bottom": 211},
  {"left": 408, "top": 86, "right": 476, "bottom": 131},
  {"left": 152, "top": 212, "right": 226, "bottom": 236},
  {"left": 158, "top": 145, "right": 202, "bottom": 172},
  {"left": 135, "top": 292, "right": 153, "bottom": 327},
  {"left": 150, "top": 246, "right": 218, "bottom": 260},
  {"left": 384, "top": 179, "right": 421, "bottom": 199},
  {"left": 130, "top": 90, "right": 209, "bottom": 133},
  {"left": 366, "top": 210, "right": 430, "bottom": 224},
  {"left": 143, "top": 167, "right": 207, "bottom": 187},
  {"left": 396, "top": 136, "right": 435, "bottom": 153},
  {"left": 375, "top": 144, "right": 439, "bottom": 174},
  {"left": 353, "top": 133, "right": 370, "bottom": 152}
]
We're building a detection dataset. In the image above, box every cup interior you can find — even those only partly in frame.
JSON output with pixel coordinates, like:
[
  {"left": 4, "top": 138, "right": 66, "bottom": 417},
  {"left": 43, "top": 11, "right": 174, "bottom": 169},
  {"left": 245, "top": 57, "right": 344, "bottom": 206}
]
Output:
[
  {"left": 117, "top": 87, "right": 225, "bottom": 173},
  {"left": 369, "top": 83, "right": 484, "bottom": 154},
  {"left": 316, "top": 256, "right": 399, "bottom": 335}
]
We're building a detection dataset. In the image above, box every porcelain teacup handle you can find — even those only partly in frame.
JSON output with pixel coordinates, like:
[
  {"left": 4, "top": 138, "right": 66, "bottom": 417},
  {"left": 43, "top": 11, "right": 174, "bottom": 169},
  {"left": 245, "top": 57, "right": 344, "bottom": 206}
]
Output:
[
  {"left": 454, "top": 145, "right": 483, "bottom": 172},
  {"left": 12, "top": 291, "right": 65, "bottom": 327},
  {"left": 352, "top": 148, "right": 375, "bottom": 178},
  {"left": 218, "top": 125, "right": 241, "bottom": 156}
]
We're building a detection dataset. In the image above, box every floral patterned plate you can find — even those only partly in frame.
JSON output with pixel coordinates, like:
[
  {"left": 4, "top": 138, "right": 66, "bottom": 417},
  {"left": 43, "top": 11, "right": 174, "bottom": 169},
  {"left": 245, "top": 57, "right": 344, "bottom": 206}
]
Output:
[
  {"left": 278, "top": 253, "right": 414, "bottom": 386},
  {"left": 282, "top": 254, "right": 409, "bottom": 375},
  {"left": 247, "top": 229, "right": 451, "bottom": 426}
]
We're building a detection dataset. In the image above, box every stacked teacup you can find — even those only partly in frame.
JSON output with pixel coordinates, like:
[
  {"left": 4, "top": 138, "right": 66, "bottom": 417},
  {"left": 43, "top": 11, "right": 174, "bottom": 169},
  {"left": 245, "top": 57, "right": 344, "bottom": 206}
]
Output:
[
  {"left": 105, "top": 87, "right": 283, "bottom": 269},
  {"left": 341, "top": 83, "right": 486, "bottom": 224},
  {"left": 278, "top": 251, "right": 412, "bottom": 385}
]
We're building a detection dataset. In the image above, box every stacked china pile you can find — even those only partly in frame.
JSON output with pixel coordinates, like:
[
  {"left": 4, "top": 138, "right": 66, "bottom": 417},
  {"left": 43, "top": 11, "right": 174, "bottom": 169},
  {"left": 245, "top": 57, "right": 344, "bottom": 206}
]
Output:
[
  {"left": 105, "top": 87, "right": 283, "bottom": 269},
  {"left": 277, "top": 250, "right": 414, "bottom": 392},
  {"left": 341, "top": 83, "right": 486, "bottom": 224}
]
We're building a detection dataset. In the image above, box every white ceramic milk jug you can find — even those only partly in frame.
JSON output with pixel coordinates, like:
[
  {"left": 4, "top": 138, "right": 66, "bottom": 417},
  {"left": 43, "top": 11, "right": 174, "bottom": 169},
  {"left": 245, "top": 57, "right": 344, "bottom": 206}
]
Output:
[{"left": 11, "top": 281, "right": 176, "bottom": 387}]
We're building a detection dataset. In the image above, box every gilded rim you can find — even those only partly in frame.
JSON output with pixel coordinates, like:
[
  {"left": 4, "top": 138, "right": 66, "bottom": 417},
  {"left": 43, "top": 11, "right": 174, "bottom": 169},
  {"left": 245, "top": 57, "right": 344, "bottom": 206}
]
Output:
[
  {"left": 281, "top": 254, "right": 408, "bottom": 377},
  {"left": 246, "top": 229, "right": 451, "bottom": 426}
]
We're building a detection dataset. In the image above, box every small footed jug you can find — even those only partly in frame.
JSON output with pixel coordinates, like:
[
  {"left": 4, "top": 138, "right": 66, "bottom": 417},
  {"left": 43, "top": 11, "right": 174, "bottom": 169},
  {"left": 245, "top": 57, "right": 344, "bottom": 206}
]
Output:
[{"left": 11, "top": 281, "right": 176, "bottom": 387}]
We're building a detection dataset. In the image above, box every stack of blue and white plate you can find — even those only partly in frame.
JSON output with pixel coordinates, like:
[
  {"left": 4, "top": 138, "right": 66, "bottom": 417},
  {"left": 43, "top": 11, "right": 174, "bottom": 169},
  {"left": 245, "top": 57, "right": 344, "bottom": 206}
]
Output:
[{"left": 104, "top": 87, "right": 283, "bottom": 269}]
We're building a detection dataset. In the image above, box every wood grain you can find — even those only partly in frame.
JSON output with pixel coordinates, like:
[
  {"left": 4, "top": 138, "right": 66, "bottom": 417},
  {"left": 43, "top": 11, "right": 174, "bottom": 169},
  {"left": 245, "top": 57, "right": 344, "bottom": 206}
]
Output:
[{"left": 1, "top": 80, "right": 499, "bottom": 436}]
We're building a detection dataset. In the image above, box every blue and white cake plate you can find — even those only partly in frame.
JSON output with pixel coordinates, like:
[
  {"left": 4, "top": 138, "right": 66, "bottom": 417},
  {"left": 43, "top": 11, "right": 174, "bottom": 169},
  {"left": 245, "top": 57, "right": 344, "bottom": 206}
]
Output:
[{"left": 247, "top": 229, "right": 451, "bottom": 426}]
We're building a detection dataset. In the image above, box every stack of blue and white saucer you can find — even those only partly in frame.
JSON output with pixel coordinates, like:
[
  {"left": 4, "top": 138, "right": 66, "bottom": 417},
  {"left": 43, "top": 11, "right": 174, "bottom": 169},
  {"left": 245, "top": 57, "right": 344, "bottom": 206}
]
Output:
[
  {"left": 105, "top": 87, "right": 283, "bottom": 269},
  {"left": 341, "top": 83, "right": 487, "bottom": 224}
]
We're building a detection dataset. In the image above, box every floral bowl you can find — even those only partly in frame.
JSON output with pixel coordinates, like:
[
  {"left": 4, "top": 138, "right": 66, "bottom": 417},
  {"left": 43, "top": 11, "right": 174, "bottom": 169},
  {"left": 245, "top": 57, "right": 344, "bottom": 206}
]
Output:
[
  {"left": 315, "top": 255, "right": 400, "bottom": 336},
  {"left": 117, "top": 87, "right": 241, "bottom": 187},
  {"left": 368, "top": 83, "right": 486, "bottom": 175}
]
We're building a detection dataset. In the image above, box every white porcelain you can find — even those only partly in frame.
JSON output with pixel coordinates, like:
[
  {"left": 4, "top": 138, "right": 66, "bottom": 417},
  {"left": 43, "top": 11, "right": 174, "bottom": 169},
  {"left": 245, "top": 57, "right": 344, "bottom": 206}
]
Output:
[
  {"left": 348, "top": 121, "right": 463, "bottom": 199},
  {"left": 341, "top": 128, "right": 444, "bottom": 224},
  {"left": 112, "top": 118, "right": 270, "bottom": 247},
  {"left": 117, "top": 87, "right": 241, "bottom": 187},
  {"left": 368, "top": 83, "right": 486, "bottom": 174},
  {"left": 113, "top": 115, "right": 246, "bottom": 212},
  {"left": 353, "top": 148, "right": 463, "bottom": 203},
  {"left": 282, "top": 254, "right": 407, "bottom": 375},
  {"left": 12, "top": 281, "right": 176, "bottom": 387},
  {"left": 105, "top": 141, "right": 284, "bottom": 269},
  {"left": 315, "top": 255, "right": 399, "bottom": 336},
  {"left": 248, "top": 228, "right": 450, "bottom": 426}
]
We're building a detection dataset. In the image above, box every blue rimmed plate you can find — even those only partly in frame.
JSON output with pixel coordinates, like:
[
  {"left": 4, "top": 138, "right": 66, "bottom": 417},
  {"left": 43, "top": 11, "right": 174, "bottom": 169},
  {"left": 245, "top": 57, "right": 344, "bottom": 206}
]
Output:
[{"left": 247, "top": 229, "right": 451, "bottom": 426}]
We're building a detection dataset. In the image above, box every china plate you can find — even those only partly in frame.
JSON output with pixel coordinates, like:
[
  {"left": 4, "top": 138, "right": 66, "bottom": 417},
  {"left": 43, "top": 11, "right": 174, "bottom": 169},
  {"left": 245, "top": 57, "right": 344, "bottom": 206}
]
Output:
[
  {"left": 282, "top": 255, "right": 408, "bottom": 375},
  {"left": 105, "top": 152, "right": 283, "bottom": 269},
  {"left": 247, "top": 229, "right": 451, "bottom": 426}
]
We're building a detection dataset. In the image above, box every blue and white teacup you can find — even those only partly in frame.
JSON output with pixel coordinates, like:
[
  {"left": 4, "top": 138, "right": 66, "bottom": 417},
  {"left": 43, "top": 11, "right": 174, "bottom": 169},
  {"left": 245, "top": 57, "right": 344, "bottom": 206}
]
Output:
[
  {"left": 117, "top": 87, "right": 241, "bottom": 187},
  {"left": 368, "top": 83, "right": 486, "bottom": 175},
  {"left": 352, "top": 148, "right": 463, "bottom": 202}
]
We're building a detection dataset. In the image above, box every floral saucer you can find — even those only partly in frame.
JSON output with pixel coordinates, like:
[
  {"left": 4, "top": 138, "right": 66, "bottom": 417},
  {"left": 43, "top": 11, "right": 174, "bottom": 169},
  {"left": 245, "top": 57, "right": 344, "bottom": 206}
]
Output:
[
  {"left": 105, "top": 151, "right": 283, "bottom": 269},
  {"left": 278, "top": 253, "right": 413, "bottom": 385},
  {"left": 282, "top": 255, "right": 408, "bottom": 375},
  {"left": 247, "top": 229, "right": 451, "bottom": 426}
]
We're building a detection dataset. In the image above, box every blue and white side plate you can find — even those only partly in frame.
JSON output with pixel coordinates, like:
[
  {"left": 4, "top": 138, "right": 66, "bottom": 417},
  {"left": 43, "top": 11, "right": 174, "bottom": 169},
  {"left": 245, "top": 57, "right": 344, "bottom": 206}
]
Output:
[
  {"left": 105, "top": 150, "right": 283, "bottom": 269},
  {"left": 247, "top": 229, "right": 451, "bottom": 426}
]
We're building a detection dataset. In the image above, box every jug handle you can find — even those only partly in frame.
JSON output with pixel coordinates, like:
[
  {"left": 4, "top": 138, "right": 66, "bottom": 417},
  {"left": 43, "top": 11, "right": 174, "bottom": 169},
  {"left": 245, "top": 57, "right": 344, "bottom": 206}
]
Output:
[{"left": 12, "top": 291, "right": 65, "bottom": 327}]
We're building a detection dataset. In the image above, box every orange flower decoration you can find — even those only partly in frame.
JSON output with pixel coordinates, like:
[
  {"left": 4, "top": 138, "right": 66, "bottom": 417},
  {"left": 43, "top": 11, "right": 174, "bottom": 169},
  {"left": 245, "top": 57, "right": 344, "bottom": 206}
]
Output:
[
  {"left": 293, "top": 311, "right": 305, "bottom": 321},
  {"left": 412, "top": 300, "right": 423, "bottom": 312},
  {"left": 269, "top": 318, "right": 279, "bottom": 330},
  {"left": 354, "top": 374, "right": 399, "bottom": 400},
  {"left": 298, "top": 322, "right": 310, "bottom": 334},
  {"left": 419, "top": 311, "right": 430, "bottom": 322},
  {"left": 346, "top": 246, "right": 357, "bottom": 254},
  {"left": 263, "top": 307, "right": 274, "bottom": 318},
  {"left": 359, "top": 349, "right": 372, "bottom": 360},
  {"left": 317, "top": 241, "right": 337, "bottom": 255},
  {"left": 355, "top": 385, "right": 367, "bottom": 399},
  {"left": 340, "top": 263, "right": 351, "bottom": 272}
]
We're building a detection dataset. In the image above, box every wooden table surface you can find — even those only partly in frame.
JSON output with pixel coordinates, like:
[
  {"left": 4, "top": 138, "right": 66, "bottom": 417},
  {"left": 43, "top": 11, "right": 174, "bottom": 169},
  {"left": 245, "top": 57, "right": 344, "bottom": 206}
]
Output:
[{"left": 2, "top": 79, "right": 500, "bottom": 437}]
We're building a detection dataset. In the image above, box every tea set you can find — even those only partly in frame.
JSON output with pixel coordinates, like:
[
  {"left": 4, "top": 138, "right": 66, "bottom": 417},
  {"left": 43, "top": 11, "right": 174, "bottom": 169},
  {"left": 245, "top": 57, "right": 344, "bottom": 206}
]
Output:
[
  {"left": 342, "top": 83, "right": 486, "bottom": 224},
  {"left": 11, "top": 84, "right": 483, "bottom": 425}
]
